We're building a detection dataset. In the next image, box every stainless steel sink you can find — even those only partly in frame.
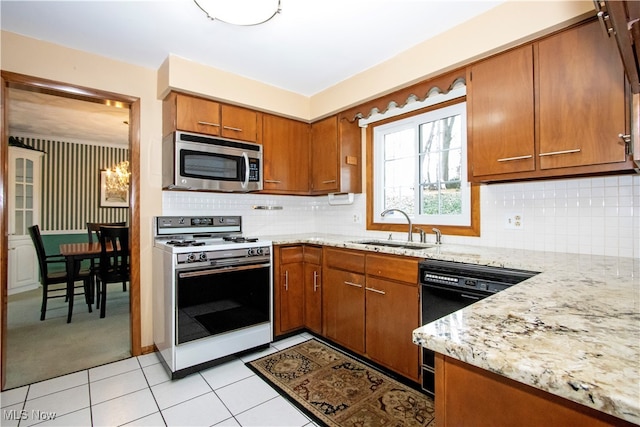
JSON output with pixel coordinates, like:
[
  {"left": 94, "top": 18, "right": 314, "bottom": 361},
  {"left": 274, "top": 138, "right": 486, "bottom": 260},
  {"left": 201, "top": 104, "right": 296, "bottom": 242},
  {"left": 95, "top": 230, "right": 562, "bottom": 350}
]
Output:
[{"left": 349, "top": 240, "right": 435, "bottom": 250}]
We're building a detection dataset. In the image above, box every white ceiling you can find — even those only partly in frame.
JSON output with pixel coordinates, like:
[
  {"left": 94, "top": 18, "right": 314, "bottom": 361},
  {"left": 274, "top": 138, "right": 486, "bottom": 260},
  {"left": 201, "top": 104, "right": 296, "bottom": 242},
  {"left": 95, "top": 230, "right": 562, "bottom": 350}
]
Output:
[{"left": 1, "top": 0, "right": 505, "bottom": 146}]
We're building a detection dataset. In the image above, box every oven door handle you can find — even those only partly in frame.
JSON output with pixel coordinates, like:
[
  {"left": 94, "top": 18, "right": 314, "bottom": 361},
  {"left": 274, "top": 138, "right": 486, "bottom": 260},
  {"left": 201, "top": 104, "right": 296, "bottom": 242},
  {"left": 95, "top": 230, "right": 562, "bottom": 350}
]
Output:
[{"left": 177, "top": 262, "right": 270, "bottom": 278}]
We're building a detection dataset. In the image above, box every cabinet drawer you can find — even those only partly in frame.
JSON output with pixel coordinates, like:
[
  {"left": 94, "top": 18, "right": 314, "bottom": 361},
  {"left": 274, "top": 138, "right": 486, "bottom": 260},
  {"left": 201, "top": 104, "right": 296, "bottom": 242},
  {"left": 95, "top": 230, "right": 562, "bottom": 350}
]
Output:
[
  {"left": 366, "top": 254, "right": 418, "bottom": 284},
  {"left": 324, "top": 248, "right": 365, "bottom": 273},
  {"left": 279, "top": 246, "right": 304, "bottom": 263},
  {"left": 304, "top": 246, "right": 322, "bottom": 264}
]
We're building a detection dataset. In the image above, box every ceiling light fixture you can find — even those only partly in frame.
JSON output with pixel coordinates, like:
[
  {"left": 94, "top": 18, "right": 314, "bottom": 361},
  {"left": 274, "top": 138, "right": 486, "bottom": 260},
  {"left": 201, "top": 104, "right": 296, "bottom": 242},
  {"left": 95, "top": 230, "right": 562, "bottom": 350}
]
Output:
[{"left": 194, "top": 0, "right": 281, "bottom": 26}]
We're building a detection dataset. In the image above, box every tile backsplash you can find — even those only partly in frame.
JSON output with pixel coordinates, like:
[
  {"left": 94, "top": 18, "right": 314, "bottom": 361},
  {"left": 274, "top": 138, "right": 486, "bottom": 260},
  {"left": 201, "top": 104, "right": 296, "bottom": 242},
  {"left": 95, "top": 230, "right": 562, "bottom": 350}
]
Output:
[{"left": 162, "top": 174, "right": 639, "bottom": 259}]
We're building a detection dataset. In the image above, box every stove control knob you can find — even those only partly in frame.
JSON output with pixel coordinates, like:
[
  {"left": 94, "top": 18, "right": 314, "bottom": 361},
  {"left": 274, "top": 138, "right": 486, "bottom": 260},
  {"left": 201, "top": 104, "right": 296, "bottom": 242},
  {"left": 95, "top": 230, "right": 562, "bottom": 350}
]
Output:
[
  {"left": 256, "top": 247, "right": 264, "bottom": 255},
  {"left": 199, "top": 252, "right": 208, "bottom": 262},
  {"left": 247, "top": 248, "right": 255, "bottom": 256},
  {"left": 187, "top": 253, "right": 197, "bottom": 262}
]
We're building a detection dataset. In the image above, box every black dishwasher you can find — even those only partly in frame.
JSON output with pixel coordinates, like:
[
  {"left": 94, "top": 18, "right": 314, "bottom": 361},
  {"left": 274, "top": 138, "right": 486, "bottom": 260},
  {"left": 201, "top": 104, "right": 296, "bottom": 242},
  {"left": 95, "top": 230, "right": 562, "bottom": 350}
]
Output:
[{"left": 419, "top": 259, "right": 538, "bottom": 396}]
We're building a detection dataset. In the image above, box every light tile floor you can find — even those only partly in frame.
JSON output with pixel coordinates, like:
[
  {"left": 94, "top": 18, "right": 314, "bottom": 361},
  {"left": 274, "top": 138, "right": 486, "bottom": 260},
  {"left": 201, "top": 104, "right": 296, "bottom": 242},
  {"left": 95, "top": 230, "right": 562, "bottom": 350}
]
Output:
[{"left": 1, "top": 333, "right": 318, "bottom": 427}]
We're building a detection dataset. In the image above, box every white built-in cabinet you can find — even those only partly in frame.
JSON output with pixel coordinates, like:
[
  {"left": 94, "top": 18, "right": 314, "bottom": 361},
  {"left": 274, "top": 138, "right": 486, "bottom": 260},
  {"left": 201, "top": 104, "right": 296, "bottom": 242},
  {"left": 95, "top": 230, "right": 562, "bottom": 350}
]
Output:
[{"left": 8, "top": 146, "right": 44, "bottom": 295}]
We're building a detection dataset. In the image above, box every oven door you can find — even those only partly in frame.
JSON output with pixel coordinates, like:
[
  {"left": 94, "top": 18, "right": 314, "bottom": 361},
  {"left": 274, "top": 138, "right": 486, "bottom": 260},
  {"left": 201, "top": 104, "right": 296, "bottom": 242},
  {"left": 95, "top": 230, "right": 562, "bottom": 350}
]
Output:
[{"left": 176, "top": 262, "right": 271, "bottom": 345}]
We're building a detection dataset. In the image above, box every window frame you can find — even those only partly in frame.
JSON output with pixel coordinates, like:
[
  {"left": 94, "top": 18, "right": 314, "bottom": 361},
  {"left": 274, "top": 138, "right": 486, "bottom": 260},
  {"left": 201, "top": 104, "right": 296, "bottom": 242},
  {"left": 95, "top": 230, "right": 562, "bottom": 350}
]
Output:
[{"left": 365, "top": 97, "right": 480, "bottom": 237}]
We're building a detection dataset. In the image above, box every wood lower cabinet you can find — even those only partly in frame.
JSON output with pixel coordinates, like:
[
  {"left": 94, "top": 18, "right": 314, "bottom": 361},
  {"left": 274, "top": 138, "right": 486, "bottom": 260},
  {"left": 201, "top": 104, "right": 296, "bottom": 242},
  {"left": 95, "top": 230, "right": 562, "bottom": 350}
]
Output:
[
  {"left": 274, "top": 245, "right": 305, "bottom": 335},
  {"left": 435, "top": 354, "right": 635, "bottom": 427},
  {"left": 303, "top": 246, "right": 323, "bottom": 334},
  {"left": 262, "top": 114, "right": 310, "bottom": 194},
  {"left": 322, "top": 247, "right": 420, "bottom": 382},
  {"left": 323, "top": 248, "right": 366, "bottom": 353},
  {"left": 365, "top": 254, "right": 420, "bottom": 382}
]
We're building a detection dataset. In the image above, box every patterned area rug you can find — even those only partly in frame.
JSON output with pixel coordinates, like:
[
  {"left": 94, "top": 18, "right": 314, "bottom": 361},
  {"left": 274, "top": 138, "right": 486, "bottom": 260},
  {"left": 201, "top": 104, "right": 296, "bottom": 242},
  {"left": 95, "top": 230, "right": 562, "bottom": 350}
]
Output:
[{"left": 247, "top": 339, "right": 435, "bottom": 427}]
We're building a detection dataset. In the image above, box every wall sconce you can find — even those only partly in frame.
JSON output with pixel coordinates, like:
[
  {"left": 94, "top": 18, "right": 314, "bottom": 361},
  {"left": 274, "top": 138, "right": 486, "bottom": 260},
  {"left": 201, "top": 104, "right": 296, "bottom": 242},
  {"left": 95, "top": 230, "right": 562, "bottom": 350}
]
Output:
[{"left": 194, "top": 0, "right": 281, "bottom": 26}]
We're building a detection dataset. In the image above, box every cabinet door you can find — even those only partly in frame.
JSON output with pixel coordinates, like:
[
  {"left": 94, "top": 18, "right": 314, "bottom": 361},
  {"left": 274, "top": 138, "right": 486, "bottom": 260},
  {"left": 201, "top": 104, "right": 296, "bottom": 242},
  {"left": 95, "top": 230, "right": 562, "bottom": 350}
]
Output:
[
  {"left": 538, "top": 20, "right": 627, "bottom": 169},
  {"left": 176, "top": 94, "right": 221, "bottom": 136},
  {"left": 310, "top": 116, "right": 339, "bottom": 194},
  {"left": 279, "top": 261, "right": 304, "bottom": 333},
  {"left": 262, "top": 114, "right": 310, "bottom": 194},
  {"left": 8, "top": 148, "right": 42, "bottom": 294},
  {"left": 304, "top": 262, "right": 322, "bottom": 334},
  {"left": 221, "top": 104, "right": 258, "bottom": 142},
  {"left": 365, "top": 276, "right": 420, "bottom": 382},
  {"left": 278, "top": 247, "right": 305, "bottom": 334},
  {"left": 469, "top": 45, "right": 535, "bottom": 177},
  {"left": 323, "top": 267, "right": 365, "bottom": 353}
]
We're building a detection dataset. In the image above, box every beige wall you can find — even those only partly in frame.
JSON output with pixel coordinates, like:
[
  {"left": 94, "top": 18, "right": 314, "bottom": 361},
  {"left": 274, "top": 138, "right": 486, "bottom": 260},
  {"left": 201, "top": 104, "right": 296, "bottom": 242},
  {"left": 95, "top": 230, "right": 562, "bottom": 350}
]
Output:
[
  {"left": 1, "top": 31, "right": 162, "bottom": 348},
  {"left": 1, "top": 0, "right": 594, "bottom": 348}
]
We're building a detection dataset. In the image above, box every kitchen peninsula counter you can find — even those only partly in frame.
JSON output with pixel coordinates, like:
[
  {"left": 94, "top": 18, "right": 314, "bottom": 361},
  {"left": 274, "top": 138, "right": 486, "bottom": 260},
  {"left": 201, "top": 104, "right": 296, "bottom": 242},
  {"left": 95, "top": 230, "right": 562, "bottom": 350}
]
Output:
[{"left": 268, "top": 234, "right": 640, "bottom": 425}]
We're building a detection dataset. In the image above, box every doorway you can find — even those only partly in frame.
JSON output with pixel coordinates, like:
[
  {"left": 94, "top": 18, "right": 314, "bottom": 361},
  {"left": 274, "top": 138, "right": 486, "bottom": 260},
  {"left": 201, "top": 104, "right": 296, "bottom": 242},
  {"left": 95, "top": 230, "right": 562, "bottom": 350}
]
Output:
[{"left": 0, "top": 71, "right": 142, "bottom": 390}]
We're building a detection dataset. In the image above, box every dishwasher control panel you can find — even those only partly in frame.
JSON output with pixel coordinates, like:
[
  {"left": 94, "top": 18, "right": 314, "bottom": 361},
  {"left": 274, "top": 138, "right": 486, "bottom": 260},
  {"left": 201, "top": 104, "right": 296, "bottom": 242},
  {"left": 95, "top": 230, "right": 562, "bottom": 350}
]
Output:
[{"left": 419, "top": 259, "right": 538, "bottom": 295}]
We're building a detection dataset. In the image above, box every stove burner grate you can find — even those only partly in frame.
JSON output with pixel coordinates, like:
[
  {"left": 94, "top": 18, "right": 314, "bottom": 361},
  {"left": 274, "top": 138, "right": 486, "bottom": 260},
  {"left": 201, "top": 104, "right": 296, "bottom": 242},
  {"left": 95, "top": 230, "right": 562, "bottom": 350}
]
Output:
[
  {"left": 223, "top": 236, "right": 259, "bottom": 243},
  {"left": 166, "top": 240, "right": 206, "bottom": 247}
]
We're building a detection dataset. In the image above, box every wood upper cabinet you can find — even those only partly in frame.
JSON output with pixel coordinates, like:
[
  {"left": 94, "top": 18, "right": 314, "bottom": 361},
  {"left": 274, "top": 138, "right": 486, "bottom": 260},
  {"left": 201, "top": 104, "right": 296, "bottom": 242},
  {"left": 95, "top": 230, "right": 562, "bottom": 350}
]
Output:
[
  {"left": 468, "top": 45, "right": 535, "bottom": 177},
  {"left": 173, "top": 93, "right": 221, "bottom": 136},
  {"left": 309, "top": 115, "right": 362, "bottom": 195},
  {"left": 468, "top": 20, "right": 634, "bottom": 182},
  {"left": 262, "top": 114, "right": 310, "bottom": 194},
  {"left": 274, "top": 245, "right": 305, "bottom": 335},
  {"left": 303, "top": 246, "right": 323, "bottom": 334},
  {"left": 310, "top": 116, "right": 339, "bottom": 194},
  {"left": 220, "top": 104, "right": 258, "bottom": 142},
  {"left": 537, "top": 20, "right": 627, "bottom": 170},
  {"left": 163, "top": 92, "right": 258, "bottom": 142}
]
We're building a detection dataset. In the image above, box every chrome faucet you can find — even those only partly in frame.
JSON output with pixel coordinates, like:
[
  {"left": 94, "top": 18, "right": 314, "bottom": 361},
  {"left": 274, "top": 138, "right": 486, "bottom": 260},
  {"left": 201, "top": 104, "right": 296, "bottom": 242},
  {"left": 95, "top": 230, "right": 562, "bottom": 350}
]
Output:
[
  {"left": 432, "top": 228, "right": 442, "bottom": 245},
  {"left": 381, "top": 208, "right": 413, "bottom": 242}
]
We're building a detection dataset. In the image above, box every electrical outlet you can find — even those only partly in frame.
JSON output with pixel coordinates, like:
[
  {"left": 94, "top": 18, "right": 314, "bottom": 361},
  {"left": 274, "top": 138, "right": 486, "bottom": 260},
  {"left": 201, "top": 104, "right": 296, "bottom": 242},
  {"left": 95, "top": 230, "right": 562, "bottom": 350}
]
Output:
[
  {"left": 505, "top": 213, "right": 523, "bottom": 229},
  {"left": 352, "top": 214, "right": 362, "bottom": 224}
]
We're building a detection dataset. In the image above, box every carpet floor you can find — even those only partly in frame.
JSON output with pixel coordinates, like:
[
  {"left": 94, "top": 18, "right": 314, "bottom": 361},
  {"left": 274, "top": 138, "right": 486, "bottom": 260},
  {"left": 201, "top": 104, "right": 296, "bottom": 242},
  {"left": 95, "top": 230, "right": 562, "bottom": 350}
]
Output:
[
  {"left": 5, "top": 286, "right": 131, "bottom": 390},
  {"left": 247, "top": 338, "right": 435, "bottom": 427}
]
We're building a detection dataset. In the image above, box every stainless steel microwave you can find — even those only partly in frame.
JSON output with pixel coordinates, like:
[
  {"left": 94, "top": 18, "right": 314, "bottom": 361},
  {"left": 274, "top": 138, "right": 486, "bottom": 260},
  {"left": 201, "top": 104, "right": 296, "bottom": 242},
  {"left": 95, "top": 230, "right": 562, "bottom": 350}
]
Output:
[{"left": 163, "top": 131, "right": 262, "bottom": 192}]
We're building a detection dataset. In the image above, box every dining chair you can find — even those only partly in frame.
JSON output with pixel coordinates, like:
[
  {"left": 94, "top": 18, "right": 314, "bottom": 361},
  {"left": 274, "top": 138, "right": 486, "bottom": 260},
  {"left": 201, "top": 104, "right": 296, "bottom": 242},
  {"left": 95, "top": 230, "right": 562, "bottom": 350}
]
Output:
[
  {"left": 28, "top": 225, "right": 92, "bottom": 321},
  {"left": 86, "top": 222, "right": 127, "bottom": 304},
  {"left": 96, "top": 225, "right": 130, "bottom": 318}
]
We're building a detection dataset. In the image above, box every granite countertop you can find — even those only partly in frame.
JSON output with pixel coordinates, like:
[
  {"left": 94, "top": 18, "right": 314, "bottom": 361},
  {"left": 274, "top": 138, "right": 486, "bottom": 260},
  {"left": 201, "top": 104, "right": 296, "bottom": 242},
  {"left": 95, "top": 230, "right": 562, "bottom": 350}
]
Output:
[{"left": 267, "top": 234, "right": 640, "bottom": 425}]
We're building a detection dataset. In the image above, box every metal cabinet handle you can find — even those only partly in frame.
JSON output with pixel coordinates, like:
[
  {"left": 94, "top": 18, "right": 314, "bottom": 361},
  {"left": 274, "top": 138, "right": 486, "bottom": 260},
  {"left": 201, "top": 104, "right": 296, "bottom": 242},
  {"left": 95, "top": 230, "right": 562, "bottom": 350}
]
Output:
[
  {"left": 365, "top": 287, "right": 386, "bottom": 295},
  {"left": 539, "top": 148, "right": 581, "bottom": 157},
  {"left": 223, "top": 125, "right": 243, "bottom": 132},
  {"left": 197, "top": 121, "right": 221, "bottom": 127},
  {"left": 264, "top": 179, "right": 282, "bottom": 184},
  {"left": 322, "top": 180, "right": 337, "bottom": 184},
  {"left": 284, "top": 270, "right": 289, "bottom": 291},
  {"left": 313, "top": 271, "right": 319, "bottom": 291},
  {"left": 497, "top": 154, "right": 533, "bottom": 162},
  {"left": 344, "top": 281, "right": 362, "bottom": 288}
]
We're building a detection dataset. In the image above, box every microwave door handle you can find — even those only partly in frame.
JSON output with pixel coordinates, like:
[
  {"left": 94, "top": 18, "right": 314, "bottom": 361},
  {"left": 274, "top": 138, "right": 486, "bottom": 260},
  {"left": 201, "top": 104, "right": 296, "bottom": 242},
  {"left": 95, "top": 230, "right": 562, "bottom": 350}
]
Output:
[{"left": 242, "top": 152, "right": 250, "bottom": 189}]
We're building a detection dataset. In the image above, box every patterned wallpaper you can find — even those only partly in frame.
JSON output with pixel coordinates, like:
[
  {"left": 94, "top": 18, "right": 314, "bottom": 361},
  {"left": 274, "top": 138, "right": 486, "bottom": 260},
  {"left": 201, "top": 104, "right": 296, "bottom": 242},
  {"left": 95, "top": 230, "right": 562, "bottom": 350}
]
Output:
[{"left": 13, "top": 136, "right": 129, "bottom": 233}]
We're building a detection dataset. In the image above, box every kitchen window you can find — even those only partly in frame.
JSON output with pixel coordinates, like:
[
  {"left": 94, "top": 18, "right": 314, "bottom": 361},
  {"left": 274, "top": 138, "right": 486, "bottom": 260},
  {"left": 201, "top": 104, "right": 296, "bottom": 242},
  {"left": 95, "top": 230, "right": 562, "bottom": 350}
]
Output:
[{"left": 366, "top": 98, "right": 480, "bottom": 237}]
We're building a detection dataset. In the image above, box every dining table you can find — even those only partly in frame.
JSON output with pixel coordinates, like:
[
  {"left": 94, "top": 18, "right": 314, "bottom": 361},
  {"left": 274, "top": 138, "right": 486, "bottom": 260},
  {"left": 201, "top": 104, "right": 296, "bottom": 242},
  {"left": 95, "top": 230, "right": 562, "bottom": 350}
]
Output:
[{"left": 59, "top": 241, "right": 104, "bottom": 323}]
